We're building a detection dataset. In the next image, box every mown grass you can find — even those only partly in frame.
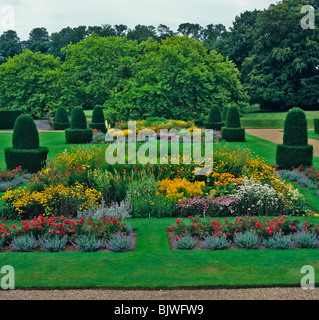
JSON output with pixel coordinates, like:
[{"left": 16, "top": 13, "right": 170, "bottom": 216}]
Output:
[
  {"left": 241, "top": 111, "right": 319, "bottom": 129},
  {"left": 2, "top": 217, "right": 319, "bottom": 289}
]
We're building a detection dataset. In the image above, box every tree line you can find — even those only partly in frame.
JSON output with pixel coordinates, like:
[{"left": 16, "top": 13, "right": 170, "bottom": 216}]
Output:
[{"left": 0, "top": 0, "right": 318, "bottom": 113}]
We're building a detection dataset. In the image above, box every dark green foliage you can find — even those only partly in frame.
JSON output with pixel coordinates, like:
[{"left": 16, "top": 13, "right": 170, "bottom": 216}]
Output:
[
  {"left": 314, "top": 119, "right": 319, "bottom": 135},
  {"left": 276, "top": 144, "right": 313, "bottom": 169},
  {"left": 65, "top": 128, "right": 93, "bottom": 144},
  {"left": 0, "top": 110, "right": 23, "bottom": 129},
  {"left": 226, "top": 105, "right": 241, "bottom": 128},
  {"left": 12, "top": 115, "right": 39, "bottom": 149},
  {"left": 70, "top": 107, "right": 87, "bottom": 129},
  {"left": 221, "top": 127, "right": 245, "bottom": 142},
  {"left": 283, "top": 108, "right": 308, "bottom": 146},
  {"left": 5, "top": 147, "right": 49, "bottom": 173},
  {"left": 221, "top": 106, "right": 228, "bottom": 122},
  {"left": 89, "top": 105, "right": 106, "bottom": 132},
  {"left": 276, "top": 107, "right": 313, "bottom": 169},
  {"left": 205, "top": 105, "right": 224, "bottom": 130},
  {"left": 53, "top": 107, "right": 70, "bottom": 130}
]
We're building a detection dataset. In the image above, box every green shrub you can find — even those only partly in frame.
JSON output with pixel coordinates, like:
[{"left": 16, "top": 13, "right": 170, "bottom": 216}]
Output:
[
  {"left": 53, "top": 107, "right": 70, "bottom": 130},
  {"left": 0, "top": 110, "right": 23, "bottom": 129},
  {"left": 5, "top": 147, "right": 49, "bottom": 173},
  {"left": 283, "top": 108, "right": 308, "bottom": 146},
  {"left": 205, "top": 105, "right": 224, "bottom": 130},
  {"left": 314, "top": 119, "right": 319, "bottom": 134},
  {"left": 90, "top": 105, "right": 106, "bottom": 132},
  {"left": 226, "top": 105, "right": 241, "bottom": 128},
  {"left": 12, "top": 114, "right": 39, "bottom": 149},
  {"left": 65, "top": 128, "right": 93, "bottom": 144},
  {"left": 70, "top": 107, "right": 87, "bottom": 129},
  {"left": 221, "top": 127, "right": 245, "bottom": 142},
  {"left": 276, "top": 144, "right": 313, "bottom": 169},
  {"left": 221, "top": 106, "right": 228, "bottom": 122},
  {"left": 276, "top": 108, "right": 313, "bottom": 169}
]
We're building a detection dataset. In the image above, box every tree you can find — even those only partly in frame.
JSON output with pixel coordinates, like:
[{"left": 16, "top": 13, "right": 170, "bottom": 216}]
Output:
[
  {"left": 62, "top": 35, "right": 139, "bottom": 109},
  {"left": 178, "top": 23, "right": 203, "bottom": 40},
  {"left": 157, "top": 24, "right": 174, "bottom": 40},
  {"left": 241, "top": 0, "right": 319, "bottom": 110},
  {"left": 49, "top": 26, "right": 87, "bottom": 59},
  {"left": 86, "top": 25, "right": 116, "bottom": 37},
  {"left": 104, "top": 36, "right": 248, "bottom": 122},
  {"left": 24, "top": 27, "right": 50, "bottom": 54},
  {"left": 0, "top": 50, "right": 64, "bottom": 118},
  {"left": 127, "top": 25, "right": 157, "bottom": 42},
  {"left": 0, "top": 30, "right": 22, "bottom": 63}
]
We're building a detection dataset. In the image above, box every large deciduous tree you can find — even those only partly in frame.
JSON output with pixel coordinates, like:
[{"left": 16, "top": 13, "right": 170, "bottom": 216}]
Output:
[
  {"left": 104, "top": 35, "right": 248, "bottom": 122},
  {"left": 242, "top": 0, "right": 319, "bottom": 110}
]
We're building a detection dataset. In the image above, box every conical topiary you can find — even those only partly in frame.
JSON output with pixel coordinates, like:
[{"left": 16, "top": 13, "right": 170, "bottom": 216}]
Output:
[
  {"left": 221, "top": 105, "right": 245, "bottom": 142},
  {"left": 225, "top": 105, "right": 241, "bottom": 128},
  {"left": 53, "top": 107, "right": 70, "bottom": 130},
  {"left": 276, "top": 108, "right": 313, "bottom": 169},
  {"left": 65, "top": 107, "right": 93, "bottom": 144},
  {"left": 205, "top": 105, "right": 224, "bottom": 130},
  {"left": 5, "top": 115, "right": 49, "bottom": 173},
  {"left": 89, "top": 105, "right": 106, "bottom": 133},
  {"left": 70, "top": 107, "right": 87, "bottom": 129},
  {"left": 12, "top": 114, "right": 39, "bottom": 149}
]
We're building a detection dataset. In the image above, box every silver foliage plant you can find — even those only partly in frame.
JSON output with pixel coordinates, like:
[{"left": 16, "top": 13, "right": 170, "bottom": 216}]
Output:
[{"left": 77, "top": 199, "right": 133, "bottom": 220}]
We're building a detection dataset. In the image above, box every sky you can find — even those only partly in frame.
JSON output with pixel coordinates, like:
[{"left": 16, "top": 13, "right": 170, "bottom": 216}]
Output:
[{"left": 0, "top": 0, "right": 277, "bottom": 40}]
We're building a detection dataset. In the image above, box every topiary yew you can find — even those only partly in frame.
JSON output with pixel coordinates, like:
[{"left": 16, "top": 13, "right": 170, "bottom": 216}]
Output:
[
  {"left": 276, "top": 108, "right": 313, "bottom": 169},
  {"left": 5, "top": 115, "right": 49, "bottom": 173},
  {"left": 70, "top": 107, "right": 87, "bottom": 129},
  {"left": 12, "top": 114, "right": 39, "bottom": 149},
  {"left": 66, "top": 107, "right": 92, "bottom": 144},
  {"left": 53, "top": 107, "right": 70, "bottom": 130},
  {"left": 205, "top": 105, "right": 224, "bottom": 130},
  {"left": 221, "top": 105, "right": 245, "bottom": 142},
  {"left": 89, "top": 105, "right": 106, "bottom": 133}
]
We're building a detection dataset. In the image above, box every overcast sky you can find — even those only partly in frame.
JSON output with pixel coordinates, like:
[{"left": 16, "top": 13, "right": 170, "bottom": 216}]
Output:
[{"left": 1, "top": 0, "right": 276, "bottom": 40}]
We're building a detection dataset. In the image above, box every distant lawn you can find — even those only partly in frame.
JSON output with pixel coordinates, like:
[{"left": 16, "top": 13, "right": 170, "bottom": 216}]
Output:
[{"left": 241, "top": 111, "right": 319, "bottom": 129}]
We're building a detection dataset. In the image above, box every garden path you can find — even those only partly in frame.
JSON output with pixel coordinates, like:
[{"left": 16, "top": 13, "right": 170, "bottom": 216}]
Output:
[
  {"left": 0, "top": 287, "right": 318, "bottom": 300},
  {"left": 246, "top": 129, "right": 319, "bottom": 158}
]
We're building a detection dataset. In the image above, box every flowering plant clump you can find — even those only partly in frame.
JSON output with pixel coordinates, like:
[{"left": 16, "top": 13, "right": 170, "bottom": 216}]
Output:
[
  {"left": 71, "top": 234, "right": 105, "bottom": 252},
  {"left": 106, "top": 232, "right": 135, "bottom": 252},
  {"left": 1, "top": 183, "right": 101, "bottom": 219},
  {"left": 202, "top": 234, "right": 231, "bottom": 250},
  {"left": 157, "top": 177, "right": 206, "bottom": 202},
  {"left": 167, "top": 215, "right": 312, "bottom": 248},
  {"left": 173, "top": 234, "right": 198, "bottom": 250},
  {"left": 233, "top": 230, "right": 260, "bottom": 250},
  {"left": 0, "top": 214, "right": 133, "bottom": 252},
  {"left": 9, "top": 234, "right": 39, "bottom": 252},
  {"left": 262, "top": 234, "right": 295, "bottom": 250}
]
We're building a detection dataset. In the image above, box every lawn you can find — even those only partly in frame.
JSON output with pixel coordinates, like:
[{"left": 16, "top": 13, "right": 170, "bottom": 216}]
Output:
[
  {"left": 1, "top": 217, "right": 319, "bottom": 289},
  {"left": 241, "top": 110, "right": 319, "bottom": 129}
]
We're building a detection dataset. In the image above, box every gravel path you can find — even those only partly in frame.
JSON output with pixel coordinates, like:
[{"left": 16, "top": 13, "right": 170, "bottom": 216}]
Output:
[
  {"left": 0, "top": 287, "right": 318, "bottom": 300},
  {"left": 246, "top": 129, "right": 319, "bottom": 157}
]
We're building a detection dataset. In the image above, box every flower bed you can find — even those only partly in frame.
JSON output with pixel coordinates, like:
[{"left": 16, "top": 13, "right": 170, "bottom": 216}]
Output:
[
  {"left": 0, "top": 215, "right": 136, "bottom": 253},
  {"left": 0, "top": 144, "right": 311, "bottom": 221},
  {"left": 167, "top": 216, "right": 319, "bottom": 251},
  {"left": 0, "top": 166, "right": 32, "bottom": 192}
]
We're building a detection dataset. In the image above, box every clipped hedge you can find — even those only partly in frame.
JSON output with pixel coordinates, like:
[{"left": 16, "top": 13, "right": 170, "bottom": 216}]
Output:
[
  {"left": 221, "top": 127, "right": 245, "bottom": 142},
  {"left": 0, "top": 110, "right": 23, "bottom": 129},
  {"left": 276, "top": 144, "right": 313, "bottom": 169},
  {"left": 314, "top": 119, "right": 319, "bottom": 134},
  {"left": 226, "top": 105, "right": 241, "bottom": 128},
  {"left": 221, "top": 106, "right": 228, "bottom": 122},
  {"left": 5, "top": 147, "right": 49, "bottom": 173},
  {"left": 65, "top": 128, "right": 93, "bottom": 144}
]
